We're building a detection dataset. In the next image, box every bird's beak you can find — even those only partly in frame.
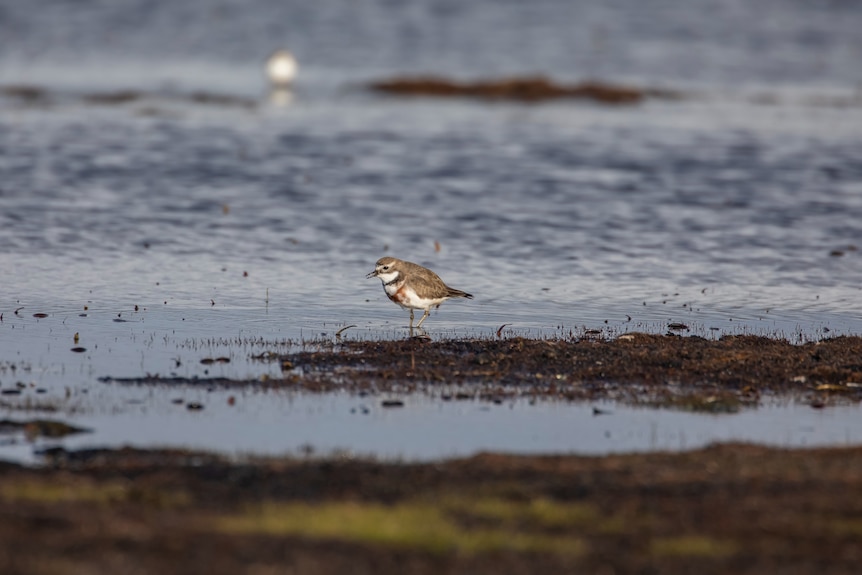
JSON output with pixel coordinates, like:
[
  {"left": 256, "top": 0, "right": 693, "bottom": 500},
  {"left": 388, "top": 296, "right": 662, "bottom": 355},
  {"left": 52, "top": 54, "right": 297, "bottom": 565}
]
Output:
[{"left": 366, "top": 269, "right": 378, "bottom": 279}]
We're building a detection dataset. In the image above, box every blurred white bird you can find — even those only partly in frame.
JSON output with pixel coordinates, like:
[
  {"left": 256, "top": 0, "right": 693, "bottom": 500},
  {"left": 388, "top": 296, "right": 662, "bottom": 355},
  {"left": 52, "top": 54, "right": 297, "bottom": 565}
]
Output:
[{"left": 265, "top": 49, "right": 298, "bottom": 87}]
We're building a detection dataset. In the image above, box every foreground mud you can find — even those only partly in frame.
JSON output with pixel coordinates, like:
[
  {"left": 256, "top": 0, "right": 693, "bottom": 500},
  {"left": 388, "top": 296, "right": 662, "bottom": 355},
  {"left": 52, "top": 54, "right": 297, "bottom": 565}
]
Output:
[{"left": 1, "top": 444, "right": 860, "bottom": 574}]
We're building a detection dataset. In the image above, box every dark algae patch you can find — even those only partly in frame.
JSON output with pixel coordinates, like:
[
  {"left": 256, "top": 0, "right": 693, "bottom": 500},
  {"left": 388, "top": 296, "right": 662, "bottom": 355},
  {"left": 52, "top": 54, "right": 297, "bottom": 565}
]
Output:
[
  {"left": 369, "top": 75, "right": 681, "bottom": 104},
  {"left": 279, "top": 334, "right": 862, "bottom": 407},
  {"left": 1, "top": 84, "right": 256, "bottom": 109},
  {"left": 99, "top": 335, "right": 862, "bottom": 408},
  {"left": 1, "top": 444, "right": 861, "bottom": 574},
  {"left": 0, "top": 419, "right": 89, "bottom": 439}
]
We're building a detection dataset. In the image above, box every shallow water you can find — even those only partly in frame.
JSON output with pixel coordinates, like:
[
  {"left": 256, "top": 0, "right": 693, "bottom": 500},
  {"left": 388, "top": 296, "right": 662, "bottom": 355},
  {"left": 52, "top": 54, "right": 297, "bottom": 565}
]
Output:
[
  {"left": 3, "top": 389, "right": 861, "bottom": 465},
  {"left": 2, "top": 0, "right": 862, "bottom": 461}
]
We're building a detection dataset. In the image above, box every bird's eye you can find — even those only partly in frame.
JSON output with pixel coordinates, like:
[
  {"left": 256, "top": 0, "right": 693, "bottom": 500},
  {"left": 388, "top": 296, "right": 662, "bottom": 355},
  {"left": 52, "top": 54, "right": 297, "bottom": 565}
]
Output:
[{"left": 382, "top": 266, "right": 390, "bottom": 271}]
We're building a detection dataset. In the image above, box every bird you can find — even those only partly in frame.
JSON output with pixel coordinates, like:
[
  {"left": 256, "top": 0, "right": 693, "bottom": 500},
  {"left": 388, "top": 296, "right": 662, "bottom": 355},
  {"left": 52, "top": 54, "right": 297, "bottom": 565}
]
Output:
[
  {"left": 366, "top": 257, "right": 473, "bottom": 329},
  {"left": 265, "top": 49, "right": 298, "bottom": 87}
]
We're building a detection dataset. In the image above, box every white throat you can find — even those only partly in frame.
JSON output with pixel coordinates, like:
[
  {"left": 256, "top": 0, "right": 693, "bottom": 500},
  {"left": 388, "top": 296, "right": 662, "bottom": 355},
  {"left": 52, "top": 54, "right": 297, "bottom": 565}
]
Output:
[
  {"left": 376, "top": 270, "right": 401, "bottom": 295},
  {"left": 376, "top": 270, "right": 399, "bottom": 284}
]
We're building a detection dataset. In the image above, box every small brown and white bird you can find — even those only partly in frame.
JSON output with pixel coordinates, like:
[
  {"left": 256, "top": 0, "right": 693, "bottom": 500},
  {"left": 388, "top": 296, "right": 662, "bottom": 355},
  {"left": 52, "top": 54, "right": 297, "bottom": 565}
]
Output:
[{"left": 366, "top": 257, "right": 473, "bottom": 329}]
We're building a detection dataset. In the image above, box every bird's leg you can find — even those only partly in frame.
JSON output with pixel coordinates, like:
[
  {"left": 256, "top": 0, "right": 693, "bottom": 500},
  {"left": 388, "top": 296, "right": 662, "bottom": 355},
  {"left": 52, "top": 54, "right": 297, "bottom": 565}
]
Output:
[
  {"left": 409, "top": 309, "right": 414, "bottom": 328},
  {"left": 416, "top": 309, "right": 431, "bottom": 329}
]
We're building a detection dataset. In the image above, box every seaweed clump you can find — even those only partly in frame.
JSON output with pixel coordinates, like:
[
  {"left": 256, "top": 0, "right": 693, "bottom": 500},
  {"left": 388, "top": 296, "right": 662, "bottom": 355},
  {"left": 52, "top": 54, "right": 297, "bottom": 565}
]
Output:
[{"left": 370, "top": 75, "right": 681, "bottom": 104}]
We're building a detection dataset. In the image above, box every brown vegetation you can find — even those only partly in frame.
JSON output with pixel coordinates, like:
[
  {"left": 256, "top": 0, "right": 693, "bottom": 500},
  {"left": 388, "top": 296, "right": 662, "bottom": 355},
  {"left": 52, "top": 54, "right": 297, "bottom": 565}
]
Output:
[
  {"left": 370, "top": 76, "right": 681, "bottom": 104},
  {"left": 281, "top": 334, "right": 862, "bottom": 408},
  {"left": 1, "top": 443, "right": 860, "bottom": 574}
]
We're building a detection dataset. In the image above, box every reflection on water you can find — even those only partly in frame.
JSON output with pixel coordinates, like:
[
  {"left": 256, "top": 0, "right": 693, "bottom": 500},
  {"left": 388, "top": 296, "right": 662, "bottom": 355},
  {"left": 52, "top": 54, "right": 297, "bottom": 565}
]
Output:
[{"left": 267, "top": 87, "right": 294, "bottom": 107}]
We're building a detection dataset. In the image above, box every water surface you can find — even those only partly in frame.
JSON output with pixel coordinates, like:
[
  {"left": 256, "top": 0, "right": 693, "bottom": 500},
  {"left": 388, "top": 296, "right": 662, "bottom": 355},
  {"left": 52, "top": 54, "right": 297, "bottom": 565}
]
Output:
[{"left": 2, "top": 0, "right": 862, "bottom": 461}]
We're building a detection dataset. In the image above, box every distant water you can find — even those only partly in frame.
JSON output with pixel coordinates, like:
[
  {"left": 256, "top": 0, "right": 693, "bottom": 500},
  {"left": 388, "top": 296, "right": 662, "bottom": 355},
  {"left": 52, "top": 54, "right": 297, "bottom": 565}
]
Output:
[{"left": 1, "top": 0, "right": 861, "bottom": 462}]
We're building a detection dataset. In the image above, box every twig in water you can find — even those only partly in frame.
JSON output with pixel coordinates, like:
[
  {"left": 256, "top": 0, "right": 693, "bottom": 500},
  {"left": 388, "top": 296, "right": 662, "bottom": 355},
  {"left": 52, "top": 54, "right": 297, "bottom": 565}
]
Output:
[{"left": 336, "top": 325, "right": 357, "bottom": 338}]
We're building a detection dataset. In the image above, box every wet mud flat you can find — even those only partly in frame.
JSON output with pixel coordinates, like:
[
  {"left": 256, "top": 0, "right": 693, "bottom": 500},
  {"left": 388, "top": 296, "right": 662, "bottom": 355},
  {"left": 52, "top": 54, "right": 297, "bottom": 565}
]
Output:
[
  {"left": 1, "top": 443, "right": 861, "bottom": 574},
  {"left": 120, "top": 333, "right": 862, "bottom": 411},
  {"left": 100, "top": 334, "right": 862, "bottom": 410}
]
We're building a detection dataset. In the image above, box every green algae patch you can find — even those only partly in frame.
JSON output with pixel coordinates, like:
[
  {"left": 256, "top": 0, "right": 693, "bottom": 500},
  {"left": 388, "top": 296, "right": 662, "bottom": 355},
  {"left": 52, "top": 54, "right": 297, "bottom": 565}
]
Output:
[
  {"left": 445, "top": 496, "right": 599, "bottom": 530},
  {"left": 0, "top": 480, "right": 128, "bottom": 504},
  {"left": 650, "top": 535, "right": 738, "bottom": 558},
  {"left": 216, "top": 497, "right": 587, "bottom": 556},
  {"left": 0, "top": 478, "right": 189, "bottom": 508}
]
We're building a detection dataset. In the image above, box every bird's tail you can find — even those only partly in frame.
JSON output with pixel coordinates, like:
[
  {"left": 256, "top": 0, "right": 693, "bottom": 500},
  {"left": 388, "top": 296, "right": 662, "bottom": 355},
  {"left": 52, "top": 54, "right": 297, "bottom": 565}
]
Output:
[{"left": 447, "top": 288, "right": 473, "bottom": 299}]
